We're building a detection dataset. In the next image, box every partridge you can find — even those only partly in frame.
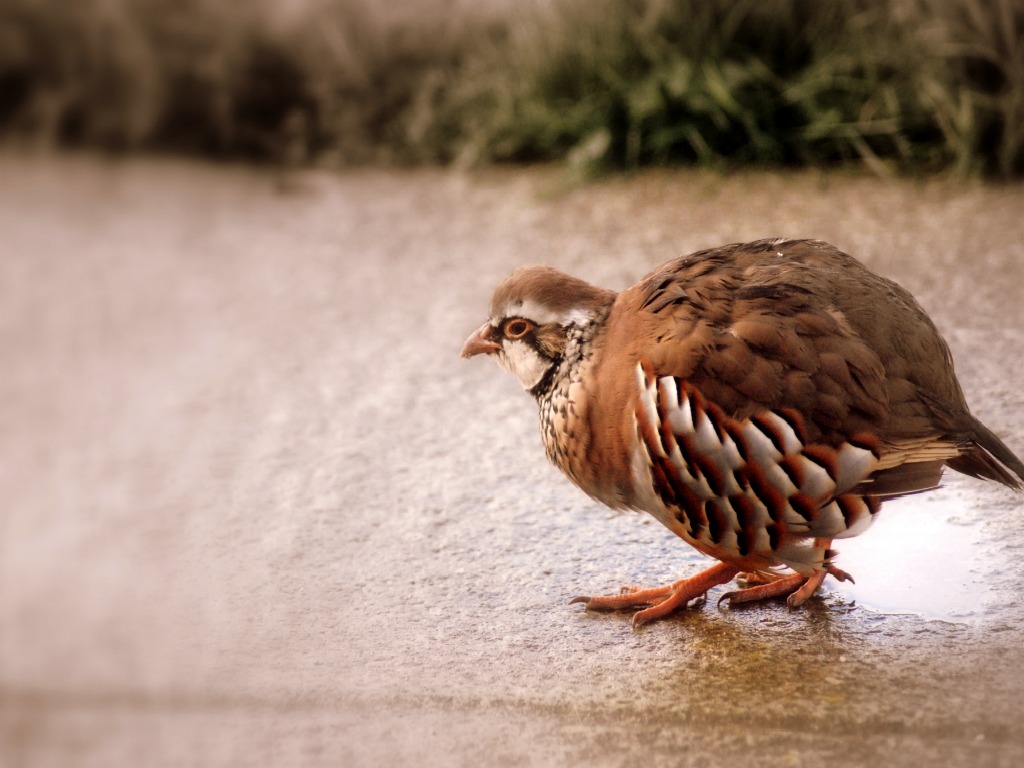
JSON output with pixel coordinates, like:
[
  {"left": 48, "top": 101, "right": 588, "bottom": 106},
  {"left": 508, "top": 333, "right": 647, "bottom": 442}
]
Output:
[{"left": 462, "top": 238, "right": 1024, "bottom": 626}]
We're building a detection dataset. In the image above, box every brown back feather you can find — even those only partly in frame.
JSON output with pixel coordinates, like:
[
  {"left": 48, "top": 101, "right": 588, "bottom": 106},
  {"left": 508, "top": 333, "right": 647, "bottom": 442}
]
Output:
[{"left": 609, "top": 238, "right": 1024, "bottom": 493}]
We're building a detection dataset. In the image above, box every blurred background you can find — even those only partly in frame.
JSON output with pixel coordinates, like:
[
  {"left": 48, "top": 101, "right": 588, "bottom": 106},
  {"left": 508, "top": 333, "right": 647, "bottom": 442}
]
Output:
[
  {"left": 1, "top": 0, "right": 1022, "bottom": 177},
  {"left": 4, "top": 2, "right": 1024, "bottom": 767}
]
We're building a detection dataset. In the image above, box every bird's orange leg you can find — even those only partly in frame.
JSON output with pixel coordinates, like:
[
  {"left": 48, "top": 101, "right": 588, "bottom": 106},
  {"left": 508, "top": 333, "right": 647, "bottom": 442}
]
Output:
[
  {"left": 720, "top": 537, "right": 855, "bottom": 607},
  {"left": 787, "top": 570, "right": 829, "bottom": 606},
  {"left": 570, "top": 562, "right": 739, "bottom": 627},
  {"left": 718, "top": 563, "right": 854, "bottom": 607},
  {"left": 718, "top": 572, "right": 808, "bottom": 605},
  {"left": 736, "top": 571, "right": 787, "bottom": 586}
]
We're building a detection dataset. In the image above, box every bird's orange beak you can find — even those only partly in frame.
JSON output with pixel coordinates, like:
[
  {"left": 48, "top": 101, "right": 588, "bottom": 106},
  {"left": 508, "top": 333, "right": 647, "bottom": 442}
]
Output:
[{"left": 461, "top": 322, "right": 501, "bottom": 358}]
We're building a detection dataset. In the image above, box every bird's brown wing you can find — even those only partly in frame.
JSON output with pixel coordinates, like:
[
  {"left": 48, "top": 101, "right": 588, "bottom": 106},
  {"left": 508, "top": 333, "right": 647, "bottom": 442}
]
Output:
[{"left": 604, "top": 239, "right": 976, "bottom": 497}]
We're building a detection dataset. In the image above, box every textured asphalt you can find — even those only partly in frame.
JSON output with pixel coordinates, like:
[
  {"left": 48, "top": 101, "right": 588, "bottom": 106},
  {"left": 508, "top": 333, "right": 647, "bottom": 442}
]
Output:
[{"left": 3, "top": 154, "right": 1024, "bottom": 767}]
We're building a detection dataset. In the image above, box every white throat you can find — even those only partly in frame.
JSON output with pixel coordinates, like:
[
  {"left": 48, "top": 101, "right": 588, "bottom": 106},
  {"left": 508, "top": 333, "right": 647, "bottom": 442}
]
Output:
[{"left": 496, "top": 339, "right": 551, "bottom": 391}]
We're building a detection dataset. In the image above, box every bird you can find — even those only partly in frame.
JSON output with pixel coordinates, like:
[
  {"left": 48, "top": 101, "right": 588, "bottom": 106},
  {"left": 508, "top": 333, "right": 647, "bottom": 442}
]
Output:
[{"left": 461, "top": 238, "right": 1024, "bottom": 627}]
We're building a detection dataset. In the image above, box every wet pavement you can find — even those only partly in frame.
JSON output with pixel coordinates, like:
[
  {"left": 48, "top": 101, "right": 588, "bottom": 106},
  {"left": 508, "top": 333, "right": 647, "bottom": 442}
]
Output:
[{"left": 2, "top": 154, "right": 1024, "bottom": 767}]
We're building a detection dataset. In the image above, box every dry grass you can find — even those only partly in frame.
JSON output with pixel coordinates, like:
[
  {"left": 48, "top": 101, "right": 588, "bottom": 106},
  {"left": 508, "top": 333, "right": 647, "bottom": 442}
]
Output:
[{"left": 1, "top": 0, "right": 1021, "bottom": 176}]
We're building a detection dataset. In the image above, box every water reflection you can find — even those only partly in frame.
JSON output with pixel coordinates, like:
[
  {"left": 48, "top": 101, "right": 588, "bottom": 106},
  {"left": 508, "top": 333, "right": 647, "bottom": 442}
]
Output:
[{"left": 828, "top": 489, "right": 997, "bottom": 622}]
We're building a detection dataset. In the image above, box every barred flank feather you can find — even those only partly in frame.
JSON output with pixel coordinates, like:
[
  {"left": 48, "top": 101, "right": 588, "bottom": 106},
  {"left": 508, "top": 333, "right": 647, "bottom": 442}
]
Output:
[{"left": 635, "top": 361, "right": 882, "bottom": 573}]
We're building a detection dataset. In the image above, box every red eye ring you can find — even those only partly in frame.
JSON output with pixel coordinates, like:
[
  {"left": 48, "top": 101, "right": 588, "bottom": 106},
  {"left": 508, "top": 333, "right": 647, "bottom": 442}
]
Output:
[{"left": 503, "top": 318, "right": 534, "bottom": 339}]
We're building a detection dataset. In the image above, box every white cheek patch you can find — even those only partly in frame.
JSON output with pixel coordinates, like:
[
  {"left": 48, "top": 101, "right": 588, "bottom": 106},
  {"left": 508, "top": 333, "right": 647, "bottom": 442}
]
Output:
[{"left": 495, "top": 339, "right": 551, "bottom": 391}]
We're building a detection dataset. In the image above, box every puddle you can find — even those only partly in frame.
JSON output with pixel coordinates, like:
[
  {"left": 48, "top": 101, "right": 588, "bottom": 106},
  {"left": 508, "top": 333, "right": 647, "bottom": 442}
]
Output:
[{"left": 828, "top": 493, "right": 997, "bottom": 622}]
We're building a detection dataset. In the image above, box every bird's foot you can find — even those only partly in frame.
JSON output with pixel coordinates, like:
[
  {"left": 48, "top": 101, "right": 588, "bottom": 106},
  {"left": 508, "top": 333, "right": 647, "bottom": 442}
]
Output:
[
  {"left": 718, "top": 572, "right": 816, "bottom": 607},
  {"left": 719, "top": 564, "right": 854, "bottom": 608},
  {"left": 825, "top": 563, "right": 855, "bottom": 584},
  {"left": 736, "top": 570, "right": 787, "bottom": 586},
  {"left": 570, "top": 562, "right": 739, "bottom": 627}
]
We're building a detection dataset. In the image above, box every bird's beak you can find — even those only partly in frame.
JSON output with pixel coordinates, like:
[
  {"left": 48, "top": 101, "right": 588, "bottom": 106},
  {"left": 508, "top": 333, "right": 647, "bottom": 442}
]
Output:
[{"left": 461, "top": 322, "right": 501, "bottom": 358}]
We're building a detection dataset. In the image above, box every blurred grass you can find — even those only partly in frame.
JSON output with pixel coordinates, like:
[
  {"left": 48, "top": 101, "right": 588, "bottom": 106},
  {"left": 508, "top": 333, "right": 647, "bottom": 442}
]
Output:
[{"left": 1, "top": 0, "right": 1021, "bottom": 177}]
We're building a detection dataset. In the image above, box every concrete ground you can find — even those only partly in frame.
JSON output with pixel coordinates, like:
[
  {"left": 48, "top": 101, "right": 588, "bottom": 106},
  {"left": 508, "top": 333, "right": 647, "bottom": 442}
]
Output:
[{"left": 2, "top": 153, "right": 1024, "bottom": 767}]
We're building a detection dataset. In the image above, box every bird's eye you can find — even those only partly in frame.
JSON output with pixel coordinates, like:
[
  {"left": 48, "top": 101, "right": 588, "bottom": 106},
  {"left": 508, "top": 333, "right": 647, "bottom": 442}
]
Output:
[{"left": 504, "top": 319, "right": 534, "bottom": 339}]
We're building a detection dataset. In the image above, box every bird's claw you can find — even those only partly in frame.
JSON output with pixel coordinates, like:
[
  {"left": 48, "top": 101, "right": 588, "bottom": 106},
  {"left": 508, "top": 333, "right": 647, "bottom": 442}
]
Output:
[
  {"left": 826, "top": 564, "right": 855, "bottom": 584},
  {"left": 570, "top": 563, "right": 739, "bottom": 623}
]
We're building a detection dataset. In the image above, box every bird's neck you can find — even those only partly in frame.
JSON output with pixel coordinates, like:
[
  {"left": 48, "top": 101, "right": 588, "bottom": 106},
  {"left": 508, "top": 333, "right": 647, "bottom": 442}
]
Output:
[{"left": 535, "top": 316, "right": 606, "bottom": 488}]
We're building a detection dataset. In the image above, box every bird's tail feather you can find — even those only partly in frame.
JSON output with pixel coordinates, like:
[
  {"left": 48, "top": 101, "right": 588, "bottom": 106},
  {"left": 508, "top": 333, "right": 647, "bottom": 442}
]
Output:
[{"left": 947, "top": 416, "right": 1024, "bottom": 491}]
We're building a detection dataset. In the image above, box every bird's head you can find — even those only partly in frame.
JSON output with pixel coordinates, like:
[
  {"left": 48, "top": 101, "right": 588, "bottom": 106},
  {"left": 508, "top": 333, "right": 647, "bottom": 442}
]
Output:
[{"left": 461, "top": 265, "right": 616, "bottom": 394}]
